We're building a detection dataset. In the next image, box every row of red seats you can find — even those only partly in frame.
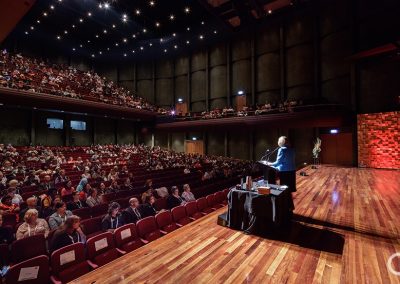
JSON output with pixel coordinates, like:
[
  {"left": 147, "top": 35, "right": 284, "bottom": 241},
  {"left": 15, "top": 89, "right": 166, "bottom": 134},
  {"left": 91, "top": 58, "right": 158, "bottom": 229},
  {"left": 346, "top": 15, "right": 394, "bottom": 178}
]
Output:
[{"left": 1, "top": 189, "right": 229, "bottom": 284}]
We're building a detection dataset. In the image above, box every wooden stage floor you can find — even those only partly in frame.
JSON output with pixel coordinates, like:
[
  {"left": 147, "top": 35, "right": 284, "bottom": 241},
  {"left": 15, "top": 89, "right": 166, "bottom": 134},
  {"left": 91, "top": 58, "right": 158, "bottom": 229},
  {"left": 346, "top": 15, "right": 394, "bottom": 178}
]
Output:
[{"left": 72, "top": 166, "right": 400, "bottom": 284}]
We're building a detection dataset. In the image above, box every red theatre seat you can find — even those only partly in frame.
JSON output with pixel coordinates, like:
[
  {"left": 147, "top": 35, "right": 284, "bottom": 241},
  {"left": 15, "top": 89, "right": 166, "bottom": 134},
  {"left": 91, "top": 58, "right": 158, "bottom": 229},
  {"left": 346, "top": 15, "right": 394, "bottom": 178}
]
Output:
[
  {"left": 154, "top": 197, "right": 168, "bottom": 211},
  {"left": 11, "top": 234, "right": 47, "bottom": 264},
  {"left": 6, "top": 255, "right": 50, "bottom": 284},
  {"left": 81, "top": 216, "right": 103, "bottom": 239},
  {"left": 196, "top": 197, "right": 215, "bottom": 214},
  {"left": 185, "top": 201, "right": 203, "bottom": 220},
  {"left": 155, "top": 211, "right": 178, "bottom": 234},
  {"left": 171, "top": 205, "right": 192, "bottom": 227},
  {"left": 207, "top": 194, "right": 224, "bottom": 209},
  {"left": 72, "top": 207, "right": 92, "bottom": 220},
  {"left": 91, "top": 203, "right": 108, "bottom": 217},
  {"left": 136, "top": 216, "right": 163, "bottom": 243},
  {"left": 86, "top": 232, "right": 125, "bottom": 268},
  {"left": 50, "top": 243, "right": 91, "bottom": 283},
  {"left": 0, "top": 243, "right": 10, "bottom": 266},
  {"left": 113, "top": 223, "right": 144, "bottom": 253}
]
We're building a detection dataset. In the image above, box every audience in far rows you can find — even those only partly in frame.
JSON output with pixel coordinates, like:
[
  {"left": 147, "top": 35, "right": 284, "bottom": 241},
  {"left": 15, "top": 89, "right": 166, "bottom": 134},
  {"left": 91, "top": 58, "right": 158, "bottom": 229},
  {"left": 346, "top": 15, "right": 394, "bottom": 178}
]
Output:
[{"left": 0, "top": 50, "right": 167, "bottom": 113}]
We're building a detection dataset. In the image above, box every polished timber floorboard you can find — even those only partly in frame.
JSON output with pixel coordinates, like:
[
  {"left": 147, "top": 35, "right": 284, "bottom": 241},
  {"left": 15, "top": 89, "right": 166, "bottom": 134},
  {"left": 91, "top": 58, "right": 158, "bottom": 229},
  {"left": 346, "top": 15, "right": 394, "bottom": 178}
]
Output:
[{"left": 72, "top": 166, "right": 400, "bottom": 284}]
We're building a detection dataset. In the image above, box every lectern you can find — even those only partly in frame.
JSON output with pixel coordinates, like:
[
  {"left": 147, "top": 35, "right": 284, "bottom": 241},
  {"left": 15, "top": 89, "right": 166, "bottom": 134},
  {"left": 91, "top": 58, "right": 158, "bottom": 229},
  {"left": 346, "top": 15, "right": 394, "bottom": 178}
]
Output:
[{"left": 257, "top": 160, "right": 277, "bottom": 184}]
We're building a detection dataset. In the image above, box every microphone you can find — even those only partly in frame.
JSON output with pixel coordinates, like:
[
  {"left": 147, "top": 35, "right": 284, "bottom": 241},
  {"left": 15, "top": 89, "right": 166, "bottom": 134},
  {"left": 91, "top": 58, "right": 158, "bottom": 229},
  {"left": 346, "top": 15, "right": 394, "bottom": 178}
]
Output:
[
  {"left": 266, "top": 147, "right": 279, "bottom": 162},
  {"left": 260, "top": 149, "right": 271, "bottom": 161}
]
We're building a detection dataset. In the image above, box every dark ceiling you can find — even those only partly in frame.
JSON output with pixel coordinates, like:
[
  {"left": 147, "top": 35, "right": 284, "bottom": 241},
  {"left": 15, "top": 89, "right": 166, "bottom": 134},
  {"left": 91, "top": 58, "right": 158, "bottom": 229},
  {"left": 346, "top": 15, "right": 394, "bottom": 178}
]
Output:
[{"left": 7, "top": 0, "right": 301, "bottom": 61}]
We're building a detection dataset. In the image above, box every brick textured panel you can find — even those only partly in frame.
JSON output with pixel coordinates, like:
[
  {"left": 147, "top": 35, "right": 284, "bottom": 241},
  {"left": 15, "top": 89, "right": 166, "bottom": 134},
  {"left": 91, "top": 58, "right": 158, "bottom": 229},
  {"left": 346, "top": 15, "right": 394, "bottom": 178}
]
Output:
[{"left": 357, "top": 111, "right": 400, "bottom": 169}]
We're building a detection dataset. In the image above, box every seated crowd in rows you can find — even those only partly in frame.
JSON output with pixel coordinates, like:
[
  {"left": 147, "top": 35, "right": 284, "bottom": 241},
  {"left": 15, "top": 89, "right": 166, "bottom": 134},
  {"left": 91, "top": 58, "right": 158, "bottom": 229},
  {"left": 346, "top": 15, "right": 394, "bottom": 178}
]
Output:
[
  {"left": 0, "top": 143, "right": 257, "bottom": 250},
  {"left": 0, "top": 50, "right": 167, "bottom": 113}
]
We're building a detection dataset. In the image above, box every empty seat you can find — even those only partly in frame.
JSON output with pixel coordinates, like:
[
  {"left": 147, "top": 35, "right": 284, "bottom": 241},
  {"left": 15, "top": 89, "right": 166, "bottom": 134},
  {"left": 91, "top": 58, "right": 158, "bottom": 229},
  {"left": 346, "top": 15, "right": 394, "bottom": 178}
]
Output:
[
  {"left": 214, "top": 191, "right": 226, "bottom": 206},
  {"left": 196, "top": 197, "right": 215, "bottom": 214},
  {"left": 50, "top": 243, "right": 91, "bottom": 283},
  {"left": 11, "top": 234, "right": 47, "bottom": 264},
  {"left": 72, "top": 207, "right": 91, "bottom": 220},
  {"left": 171, "top": 206, "right": 191, "bottom": 227},
  {"left": 154, "top": 197, "right": 167, "bottom": 211},
  {"left": 86, "top": 232, "right": 124, "bottom": 268},
  {"left": 207, "top": 194, "right": 224, "bottom": 209},
  {"left": 113, "top": 223, "right": 144, "bottom": 253},
  {"left": 91, "top": 203, "right": 108, "bottom": 217},
  {"left": 185, "top": 201, "right": 203, "bottom": 220},
  {"left": 155, "top": 211, "right": 178, "bottom": 234},
  {"left": 5, "top": 255, "right": 50, "bottom": 284},
  {"left": 2, "top": 213, "right": 17, "bottom": 229},
  {"left": 136, "top": 216, "right": 163, "bottom": 243},
  {"left": 81, "top": 216, "right": 103, "bottom": 239}
]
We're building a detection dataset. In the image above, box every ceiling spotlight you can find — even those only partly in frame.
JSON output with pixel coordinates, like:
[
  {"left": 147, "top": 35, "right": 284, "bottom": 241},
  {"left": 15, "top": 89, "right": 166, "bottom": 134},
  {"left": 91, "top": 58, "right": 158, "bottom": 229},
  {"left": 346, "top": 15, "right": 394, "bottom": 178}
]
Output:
[
  {"left": 56, "top": 35, "right": 61, "bottom": 40},
  {"left": 91, "top": 54, "right": 95, "bottom": 58},
  {"left": 140, "top": 46, "right": 144, "bottom": 50},
  {"left": 25, "top": 31, "right": 29, "bottom": 35},
  {"left": 214, "top": 30, "right": 217, "bottom": 34},
  {"left": 201, "top": 21, "right": 205, "bottom": 25},
  {"left": 186, "top": 27, "right": 190, "bottom": 31},
  {"left": 96, "top": 34, "right": 99, "bottom": 38},
  {"left": 103, "top": 29, "right": 107, "bottom": 33},
  {"left": 149, "top": 43, "right": 153, "bottom": 46},
  {"left": 87, "top": 40, "right": 91, "bottom": 43},
  {"left": 87, "top": 12, "right": 92, "bottom": 17},
  {"left": 112, "top": 24, "right": 116, "bottom": 28},
  {"left": 132, "top": 50, "right": 135, "bottom": 53},
  {"left": 43, "top": 12, "right": 48, "bottom": 16},
  {"left": 99, "top": 51, "right": 102, "bottom": 54},
  {"left": 98, "top": 3, "right": 103, "bottom": 9},
  {"left": 122, "top": 18, "right": 127, "bottom": 22},
  {"left": 135, "top": 9, "right": 141, "bottom": 15},
  {"left": 143, "top": 28, "right": 147, "bottom": 33},
  {"left": 174, "top": 45, "right": 178, "bottom": 49},
  {"left": 149, "top": 1, "right": 155, "bottom": 6},
  {"left": 58, "top": 0, "right": 62, "bottom": 2},
  {"left": 50, "top": 5, "right": 55, "bottom": 10},
  {"left": 184, "top": 7, "right": 190, "bottom": 13},
  {"left": 107, "top": 48, "right": 110, "bottom": 51},
  {"left": 124, "top": 53, "right": 127, "bottom": 57},
  {"left": 80, "top": 44, "right": 83, "bottom": 47},
  {"left": 199, "top": 35, "right": 204, "bottom": 39},
  {"left": 30, "top": 26, "right": 34, "bottom": 30},
  {"left": 169, "top": 14, "right": 175, "bottom": 20},
  {"left": 72, "top": 48, "right": 76, "bottom": 51},
  {"left": 186, "top": 40, "right": 190, "bottom": 44},
  {"left": 72, "top": 24, "right": 76, "bottom": 28},
  {"left": 172, "top": 33, "right": 176, "bottom": 37},
  {"left": 104, "top": 3, "right": 110, "bottom": 9},
  {"left": 122, "top": 14, "right": 128, "bottom": 22},
  {"left": 155, "top": 22, "right": 160, "bottom": 27},
  {"left": 268, "top": 9, "right": 272, "bottom": 14},
  {"left": 123, "top": 38, "right": 127, "bottom": 43},
  {"left": 132, "top": 34, "right": 136, "bottom": 38},
  {"left": 79, "top": 18, "right": 83, "bottom": 22},
  {"left": 115, "top": 43, "right": 119, "bottom": 46},
  {"left": 164, "top": 49, "right": 167, "bottom": 52},
  {"left": 36, "top": 20, "right": 40, "bottom": 23},
  {"left": 160, "top": 38, "right": 164, "bottom": 42},
  {"left": 64, "top": 30, "right": 68, "bottom": 34}
]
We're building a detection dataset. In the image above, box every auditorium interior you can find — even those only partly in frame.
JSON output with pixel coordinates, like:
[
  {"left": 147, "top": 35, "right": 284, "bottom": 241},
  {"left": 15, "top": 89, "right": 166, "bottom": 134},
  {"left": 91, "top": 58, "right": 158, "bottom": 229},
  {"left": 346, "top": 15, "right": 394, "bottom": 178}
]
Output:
[{"left": 0, "top": 0, "right": 399, "bottom": 283}]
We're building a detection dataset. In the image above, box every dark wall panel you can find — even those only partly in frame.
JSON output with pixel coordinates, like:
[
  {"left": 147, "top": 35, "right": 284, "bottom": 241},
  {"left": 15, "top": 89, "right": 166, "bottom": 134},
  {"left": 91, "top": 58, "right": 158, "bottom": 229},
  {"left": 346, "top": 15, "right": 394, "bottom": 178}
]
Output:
[
  {"left": 257, "top": 90, "right": 281, "bottom": 105},
  {"left": 156, "top": 60, "right": 173, "bottom": 77},
  {"left": 254, "top": 128, "right": 279, "bottom": 160},
  {"left": 257, "top": 24, "right": 280, "bottom": 54},
  {"left": 256, "top": 53, "right": 280, "bottom": 92},
  {"left": 137, "top": 80, "right": 153, "bottom": 103},
  {"left": 210, "top": 98, "right": 227, "bottom": 110},
  {"left": 119, "top": 64, "right": 134, "bottom": 81},
  {"left": 287, "top": 85, "right": 313, "bottom": 102},
  {"left": 321, "top": 76, "right": 351, "bottom": 105},
  {"left": 286, "top": 45, "right": 313, "bottom": 88},
  {"left": 171, "top": 133, "right": 184, "bottom": 152},
  {"left": 95, "top": 118, "right": 115, "bottom": 145},
  {"left": 70, "top": 115, "right": 92, "bottom": 146},
  {"left": 35, "top": 112, "right": 64, "bottom": 146},
  {"left": 285, "top": 13, "right": 313, "bottom": 47},
  {"left": 191, "top": 101, "right": 206, "bottom": 112},
  {"left": 320, "top": 0, "right": 351, "bottom": 36},
  {"left": 207, "top": 132, "right": 224, "bottom": 156},
  {"left": 232, "top": 60, "right": 251, "bottom": 94},
  {"left": 137, "top": 63, "right": 152, "bottom": 79},
  {"left": 191, "top": 71, "right": 206, "bottom": 102},
  {"left": 228, "top": 131, "right": 249, "bottom": 159},
  {"left": 175, "top": 57, "right": 189, "bottom": 75},
  {"left": 175, "top": 75, "right": 187, "bottom": 102},
  {"left": 117, "top": 120, "right": 135, "bottom": 145},
  {"left": 210, "top": 66, "right": 227, "bottom": 99},
  {"left": 191, "top": 51, "right": 206, "bottom": 71},
  {"left": 0, "top": 109, "right": 30, "bottom": 145},
  {"left": 156, "top": 79, "right": 173, "bottom": 106},
  {"left": 232, "top": 38, "right": 251, "bottom": 61},
  {"left": 210, "top": 44, "right": 227, "bottom": 67},
  {"left": 154, "top": 132, "right": 168, "bottom": 148}
]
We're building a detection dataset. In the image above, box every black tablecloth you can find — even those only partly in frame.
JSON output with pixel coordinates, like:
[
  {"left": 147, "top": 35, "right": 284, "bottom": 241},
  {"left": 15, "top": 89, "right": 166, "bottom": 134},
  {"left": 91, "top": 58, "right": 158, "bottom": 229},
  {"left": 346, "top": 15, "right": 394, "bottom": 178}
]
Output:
[{"left": 227, "top": 185, "right": 293, "bottom": 235}]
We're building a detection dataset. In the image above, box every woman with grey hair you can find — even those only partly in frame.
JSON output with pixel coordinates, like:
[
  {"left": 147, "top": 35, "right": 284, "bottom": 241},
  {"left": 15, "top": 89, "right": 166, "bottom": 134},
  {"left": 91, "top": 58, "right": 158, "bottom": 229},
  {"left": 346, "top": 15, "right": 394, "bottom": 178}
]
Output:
[
  {"left": 16, "top": 209, "right": 49, "bottom": 239},
  {"left": 181, "top": 184, "right": 195, "bottom": 202}
]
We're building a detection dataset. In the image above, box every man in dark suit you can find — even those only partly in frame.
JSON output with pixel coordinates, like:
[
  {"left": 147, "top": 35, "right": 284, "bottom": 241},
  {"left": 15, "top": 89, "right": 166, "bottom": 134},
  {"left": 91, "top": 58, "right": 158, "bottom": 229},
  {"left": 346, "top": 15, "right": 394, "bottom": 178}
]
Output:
[{"left": 122, "top": 197, "right": 144, "bottom": 224}]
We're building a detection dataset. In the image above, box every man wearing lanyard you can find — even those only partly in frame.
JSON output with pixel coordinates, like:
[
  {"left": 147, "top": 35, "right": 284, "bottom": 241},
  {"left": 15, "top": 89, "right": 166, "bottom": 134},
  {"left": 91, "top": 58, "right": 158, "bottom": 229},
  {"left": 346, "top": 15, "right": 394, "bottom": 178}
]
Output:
[{"left": 122, "top": 197, "right": 144, "bottom": 224}]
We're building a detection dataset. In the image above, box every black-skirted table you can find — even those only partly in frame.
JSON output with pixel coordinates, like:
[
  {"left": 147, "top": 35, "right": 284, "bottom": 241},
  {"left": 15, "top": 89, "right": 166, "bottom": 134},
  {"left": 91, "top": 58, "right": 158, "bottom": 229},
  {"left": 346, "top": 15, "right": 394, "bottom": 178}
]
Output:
[{"left": 223, "top": 182, "right": 293, "bottom": 235}]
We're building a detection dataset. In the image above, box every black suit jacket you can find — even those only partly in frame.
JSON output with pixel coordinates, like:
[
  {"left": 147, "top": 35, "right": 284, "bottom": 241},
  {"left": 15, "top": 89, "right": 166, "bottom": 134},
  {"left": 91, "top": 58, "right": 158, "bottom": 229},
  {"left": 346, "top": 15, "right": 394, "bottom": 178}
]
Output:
[{"left": 123, "top": 206, "right": 144, "bottom": 224}]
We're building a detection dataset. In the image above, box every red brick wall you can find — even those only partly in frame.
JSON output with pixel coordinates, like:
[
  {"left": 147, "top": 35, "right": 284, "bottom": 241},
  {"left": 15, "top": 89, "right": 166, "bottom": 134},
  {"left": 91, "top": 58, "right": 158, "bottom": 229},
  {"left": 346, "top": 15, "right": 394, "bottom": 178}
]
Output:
[{"left": 358, "top": 111, "right": 400, "bottom": 169}]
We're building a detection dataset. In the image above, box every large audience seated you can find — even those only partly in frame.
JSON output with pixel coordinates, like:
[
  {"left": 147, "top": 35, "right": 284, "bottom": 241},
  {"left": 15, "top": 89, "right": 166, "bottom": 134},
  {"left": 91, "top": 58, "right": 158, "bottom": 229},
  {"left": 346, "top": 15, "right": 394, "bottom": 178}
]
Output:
[
  {"left": 0, "top": 143, "right": 259, "bottom": 282},
  {"left": 0, "top": 50, "right": 167, "bottom": 113}
]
